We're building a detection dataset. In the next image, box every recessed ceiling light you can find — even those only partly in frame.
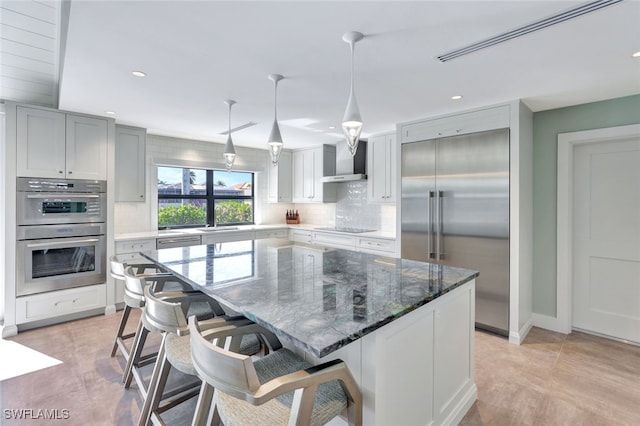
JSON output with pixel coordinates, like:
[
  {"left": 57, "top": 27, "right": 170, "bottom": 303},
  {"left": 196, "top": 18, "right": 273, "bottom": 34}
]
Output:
[
  {"left": 105, "top": 111, "right": 116, "bottom": 115},
  {"left": 132, "top": 70, "right": 146, "bottom": 77},
  {"left": 451, "top": 95, "right": 463, "bottom": 100},
  {"left": 633, "top": 51, "right": 640, "bottom": 58},
  {"left": 328, "top": 126, "right": 336, "bottom": 130}
]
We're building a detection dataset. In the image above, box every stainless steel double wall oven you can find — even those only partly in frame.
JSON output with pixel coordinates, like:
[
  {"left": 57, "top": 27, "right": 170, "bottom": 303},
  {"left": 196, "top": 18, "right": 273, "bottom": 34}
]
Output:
[{"left": 16, "top": 178, "right": 107, "bottom": 296}]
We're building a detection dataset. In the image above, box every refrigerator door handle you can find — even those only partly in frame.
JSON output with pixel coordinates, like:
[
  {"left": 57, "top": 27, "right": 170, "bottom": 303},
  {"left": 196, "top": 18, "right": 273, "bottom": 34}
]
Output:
[
  {"left": 428, "top": 191, "right": 436, "bottom": 259},
  {"left": 438, "top": 190, "right": 445, "bottom": 260}
]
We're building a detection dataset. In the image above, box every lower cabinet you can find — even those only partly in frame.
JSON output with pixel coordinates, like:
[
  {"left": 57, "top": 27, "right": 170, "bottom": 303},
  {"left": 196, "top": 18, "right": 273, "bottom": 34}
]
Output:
[
  {"left": 289, "top": 229, "right": 397, "bottom": 256},
  {"left": 201, "top": 231, "right": 254, "bottom": 244},
  {"left": 254, "top": 228, "right": 288, "bottom": 240},
  {"left": 15, "top": 284, "right": 107, "bottom": 324}
]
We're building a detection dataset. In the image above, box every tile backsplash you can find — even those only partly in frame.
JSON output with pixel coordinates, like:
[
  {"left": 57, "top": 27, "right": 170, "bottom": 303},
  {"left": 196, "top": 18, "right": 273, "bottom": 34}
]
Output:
[{"left": 335, "top": 181, "right": 381, "bottom": 230}]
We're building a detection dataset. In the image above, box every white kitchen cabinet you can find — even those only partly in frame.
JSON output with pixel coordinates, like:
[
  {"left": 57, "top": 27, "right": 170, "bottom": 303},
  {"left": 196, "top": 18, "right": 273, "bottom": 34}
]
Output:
[
  {"left": 292, "top": 145, "right": 336, "bottom": 203},
  {"left": 367, "top": 132, "right": 396, "bottom": 203},
  {"left": 312, "top": 231, "right": 356, "bottom": 250},
  {"left": 115, "top": 125, "right": 146, "bottom": 202},
  {"left": 401, "top": 105, "right": 510, "bottom": 143},
  {"left": 201, "top": 230, "right": 254, "bottom": 244},
  {"left": 16, "top": 106, "right": 108, "bottom": 180},
  {"left": 268, "top": 150, "right": 292, "bottom": 203},
  {"left": 289, "top": 229, "right": 314, "bottom": 244},
  {"left": 255, "top": 228, "right": 288, "bottom": 239},
  {"left": 15, "top": 284, "right": 107, "bottom": 324},
  {"left": 356, "top": 236, "right": 396, "bottom": 256}
]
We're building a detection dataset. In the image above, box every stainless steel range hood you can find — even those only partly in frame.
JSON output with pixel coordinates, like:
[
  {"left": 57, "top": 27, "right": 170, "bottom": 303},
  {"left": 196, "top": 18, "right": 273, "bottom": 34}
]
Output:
[{"left": 321, "top": 140, "right": 367, "bottom": 183}]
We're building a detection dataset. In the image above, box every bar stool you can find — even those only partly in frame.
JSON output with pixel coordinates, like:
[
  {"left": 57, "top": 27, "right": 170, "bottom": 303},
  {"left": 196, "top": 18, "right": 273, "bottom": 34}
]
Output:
[
  {"left": 109, "top": 254, "right": 168, "bottom": 361},
  {"left": 122, "top": 266, "right": 195, "bottom": 399},
  {"left": 138, "top": 284, "right": 271, "bottom": 426},
  {"left": 188, "top": 316, "right": 363, "bottom": 426}
]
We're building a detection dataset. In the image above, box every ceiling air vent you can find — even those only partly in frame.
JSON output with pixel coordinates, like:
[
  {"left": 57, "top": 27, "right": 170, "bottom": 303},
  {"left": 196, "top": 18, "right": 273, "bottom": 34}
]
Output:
[{"left": 437, "top": 0, "right": 623, "bottom": 62}]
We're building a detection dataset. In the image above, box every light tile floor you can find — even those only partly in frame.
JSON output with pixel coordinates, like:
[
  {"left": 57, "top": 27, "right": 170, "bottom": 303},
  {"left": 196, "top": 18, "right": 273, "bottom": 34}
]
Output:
[{"left": 1, "top": 311, "right": 639, "bottom": 425}]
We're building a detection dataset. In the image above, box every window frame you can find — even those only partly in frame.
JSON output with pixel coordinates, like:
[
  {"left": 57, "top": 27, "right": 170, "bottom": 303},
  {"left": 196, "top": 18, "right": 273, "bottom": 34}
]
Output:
[{"left": 157, "top": 168, "right": 255, "bottom": 229}]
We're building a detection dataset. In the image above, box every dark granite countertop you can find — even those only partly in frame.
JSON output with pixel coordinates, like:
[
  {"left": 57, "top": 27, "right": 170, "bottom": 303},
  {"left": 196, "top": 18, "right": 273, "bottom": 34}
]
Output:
[{"left": 141, "top": 238, "right": 478, "bottom": 358}]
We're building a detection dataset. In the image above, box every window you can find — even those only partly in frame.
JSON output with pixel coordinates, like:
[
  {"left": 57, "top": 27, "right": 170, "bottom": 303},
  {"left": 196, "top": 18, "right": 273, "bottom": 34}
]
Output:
[{"left": 158, "top": 167, "right": 254, "bottom": 229}]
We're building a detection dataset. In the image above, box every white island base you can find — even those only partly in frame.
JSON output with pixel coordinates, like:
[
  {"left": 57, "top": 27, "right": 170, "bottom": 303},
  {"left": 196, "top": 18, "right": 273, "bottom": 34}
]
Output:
[{"left": 301, "top": 280, "right": 476, "bottom": 426}]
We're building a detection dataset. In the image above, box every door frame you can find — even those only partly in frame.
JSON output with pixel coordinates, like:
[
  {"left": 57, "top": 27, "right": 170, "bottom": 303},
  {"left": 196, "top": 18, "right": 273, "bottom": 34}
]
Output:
[{"left": 556, "top": 123, "right": 640, "bottom": 333}]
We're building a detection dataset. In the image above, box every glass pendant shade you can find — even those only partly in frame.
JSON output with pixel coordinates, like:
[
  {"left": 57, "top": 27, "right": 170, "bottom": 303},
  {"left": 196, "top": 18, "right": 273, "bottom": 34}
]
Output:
[
  {"left": 223, "top": 135, "right": 236, "bottom": 171},
  {"left": 342, "top": 31, "right": 364, "bottom": 157},
  {"left": 223, "top": 99, "right": 237, "bottom": 171},
  {"left": 267, "top": 74, "right": 284, "bottom": 166},
  {"left": 342, "top": 91, "right": 363, "bottom": 156},
  {"left": 268, "top": 120, "right": 283, "bottom": 166}
]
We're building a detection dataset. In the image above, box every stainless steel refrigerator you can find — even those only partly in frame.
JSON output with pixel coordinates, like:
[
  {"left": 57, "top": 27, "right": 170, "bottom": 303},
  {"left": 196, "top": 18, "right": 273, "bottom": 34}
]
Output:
[{"left": 401, "top": 128, "right": 510, "bottom": 335}]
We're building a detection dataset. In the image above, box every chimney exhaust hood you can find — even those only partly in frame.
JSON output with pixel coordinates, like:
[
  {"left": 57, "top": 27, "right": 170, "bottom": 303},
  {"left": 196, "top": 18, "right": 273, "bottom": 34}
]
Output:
[{"left": 321, "top": 140, "right": 367, "bottom": 183}]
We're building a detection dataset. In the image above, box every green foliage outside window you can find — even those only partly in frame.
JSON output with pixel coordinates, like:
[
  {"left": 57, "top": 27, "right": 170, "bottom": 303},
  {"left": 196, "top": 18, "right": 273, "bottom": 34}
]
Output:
[
  {"left": 158, "top": 204, "right": 206, "bottom": 227},
  {"left": 158, "top": 201, "right": 252, "bottom": 227},
  {"left": 215, "top": 201, "right": 252, "bottom": 225}
]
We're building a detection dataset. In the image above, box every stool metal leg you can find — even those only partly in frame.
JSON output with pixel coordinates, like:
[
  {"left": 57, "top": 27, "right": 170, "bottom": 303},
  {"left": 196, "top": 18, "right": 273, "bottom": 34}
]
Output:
[{"left": 111, "top": 305, "right": 133, "bottom": 357}]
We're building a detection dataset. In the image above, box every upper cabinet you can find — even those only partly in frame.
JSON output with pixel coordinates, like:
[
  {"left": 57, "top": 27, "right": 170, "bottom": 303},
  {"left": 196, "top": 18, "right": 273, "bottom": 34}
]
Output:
[
  {"left": 367, "top": 132, "right": 396, "bottom": 203},
  {"left": 292, "top": 145, "right": 336, "bottom": 203},
  {"left": 115, "top": 125, "right": 146, "bottom": 202},
  {"left": 268, "top": 150, "right": 292, "bottom": 203},
  {"left": 17, "top": 106, "right": 108, "bottom": 180}
]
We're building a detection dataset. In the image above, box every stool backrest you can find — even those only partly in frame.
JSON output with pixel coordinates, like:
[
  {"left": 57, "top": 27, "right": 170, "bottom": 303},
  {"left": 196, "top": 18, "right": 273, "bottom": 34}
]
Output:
[
  {"left": 142, "top": 286, "right": 191, "bottom": 334},
  {"left": 123, "top": 265, "right": 148, "bottom": 301},
  {"left": 109, "top": 254, "right": 126, "bottom": 280},
  {"left": 189, "top": 316, "right": 261, "bottom": 399}
]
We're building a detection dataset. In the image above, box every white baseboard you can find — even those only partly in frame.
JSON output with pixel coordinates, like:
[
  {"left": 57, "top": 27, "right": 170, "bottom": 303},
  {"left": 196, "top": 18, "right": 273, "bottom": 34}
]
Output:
[
  {"left": 1, "top": 323, "right": 18, "bottom": 338},
  {"left": 509, "top": 316, "right": 533, "bottom": 345},
  {"left": 442, "top": 382, "right": 478, "bottom": 426},
  {"left": 532, "top": 313, "right": 568, "bottom": 334}
]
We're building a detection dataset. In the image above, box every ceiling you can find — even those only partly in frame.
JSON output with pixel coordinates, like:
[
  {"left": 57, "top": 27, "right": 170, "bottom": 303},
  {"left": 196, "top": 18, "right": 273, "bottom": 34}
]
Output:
[{"left": 9, "top": 1, "right": 640, "bottom": 151}]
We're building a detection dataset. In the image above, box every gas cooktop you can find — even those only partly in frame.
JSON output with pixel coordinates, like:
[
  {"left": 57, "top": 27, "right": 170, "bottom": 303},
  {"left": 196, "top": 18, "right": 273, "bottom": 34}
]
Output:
[{"left": 315, "top": 227, "right": 376, "bottom": 234}]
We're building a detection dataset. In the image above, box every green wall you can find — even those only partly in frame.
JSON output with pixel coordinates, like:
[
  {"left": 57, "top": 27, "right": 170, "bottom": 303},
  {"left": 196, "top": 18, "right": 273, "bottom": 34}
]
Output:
[{"left": 532, "top": 94, "right": 640, "bottom": 317}]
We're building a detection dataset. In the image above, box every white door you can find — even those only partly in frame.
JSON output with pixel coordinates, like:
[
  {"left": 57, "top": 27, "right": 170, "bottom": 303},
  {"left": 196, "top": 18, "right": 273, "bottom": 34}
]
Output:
[{"left": 572, "top": 135, "right": 640, "bottom": 343}]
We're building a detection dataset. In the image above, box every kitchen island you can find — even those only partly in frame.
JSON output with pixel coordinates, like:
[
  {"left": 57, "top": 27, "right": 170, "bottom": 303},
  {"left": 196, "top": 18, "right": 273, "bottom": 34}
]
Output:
[{"left": 142, "top": 238, "right": 478, "bottom": 425}]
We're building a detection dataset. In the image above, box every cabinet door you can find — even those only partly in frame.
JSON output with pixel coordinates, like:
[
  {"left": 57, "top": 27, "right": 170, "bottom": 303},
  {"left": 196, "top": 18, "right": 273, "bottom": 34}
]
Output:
[
  {"left": 292, "top": 151, "right": 306, "bottom": 202},
  {"left": 303, "top": 149, "right": 316, "bottom": 200},
  {"left": 16, "top": 106, "right": 66, "bottom": 178},
  {"left": 268, "top": 150, "right": 292, "bottom": 203},
  {"left": 66, "top": 114, "right": 108, "bottom": 180},
  {"left": 368, "top": 134, "right": 396, "bottom": 203},
  {"left": 115, "top": 126, "right": 146, "bottom": 202},
  {"left": 385, "top": 134, "right": 396, "bottom": 202}
]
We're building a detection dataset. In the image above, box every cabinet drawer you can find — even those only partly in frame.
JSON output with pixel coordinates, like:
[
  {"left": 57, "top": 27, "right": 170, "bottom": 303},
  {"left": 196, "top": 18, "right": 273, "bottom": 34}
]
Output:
[
  {"left": 255, "top": 229, "right": 288, "bottom": 239},
  {"left": 16, "top": 284, "right": 107, "bottom": 323},
  {"left": 201, "top": 231, "right": 254, "bottom": 244},
  {"left": 357, "top": 237, "right": 396, "bottom": 254},
  {"left": 313, "top": 232, "right": 356, "bottom": 249},
  {"left": 289, "top": 230, "right": 313, "bottom": 243},
  {"left": 115, "top": 239, "right": 156, "bottom": 254}
]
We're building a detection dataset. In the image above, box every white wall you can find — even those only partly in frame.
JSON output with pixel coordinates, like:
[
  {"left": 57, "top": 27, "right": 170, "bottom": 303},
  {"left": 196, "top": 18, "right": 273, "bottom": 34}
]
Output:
[{"left": 114, "top": 134, "right": 289, "bottom": 234}]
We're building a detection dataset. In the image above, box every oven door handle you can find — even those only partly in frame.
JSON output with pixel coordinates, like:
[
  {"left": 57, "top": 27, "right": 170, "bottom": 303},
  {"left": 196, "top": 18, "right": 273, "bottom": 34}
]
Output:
[
  {"left": 26, "top": 238, "right": 101, "bottom": 248},
  {"left": 26, "top": 194, "right": 100, "bottom": 199}
]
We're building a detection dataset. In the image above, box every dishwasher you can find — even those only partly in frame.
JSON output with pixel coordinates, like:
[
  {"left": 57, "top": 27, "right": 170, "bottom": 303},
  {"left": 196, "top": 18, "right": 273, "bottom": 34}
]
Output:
[{"left": 156, "top": 235, "right": 202, "bottom": 249}]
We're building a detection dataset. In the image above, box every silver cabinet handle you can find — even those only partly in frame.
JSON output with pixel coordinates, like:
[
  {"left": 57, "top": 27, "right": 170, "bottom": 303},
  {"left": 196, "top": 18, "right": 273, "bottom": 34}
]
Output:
[
  {"left": 438, "top": 190, "right": 444, "bottom": 260},
  {"left": 27, "top": 194, "right": 100, "bottom": 199},
  {"left": 428, "top": 191, "right": 435, "bottom": 259},
  {"left": 27, "top": 238, "right": 100, "bottom": 248}
]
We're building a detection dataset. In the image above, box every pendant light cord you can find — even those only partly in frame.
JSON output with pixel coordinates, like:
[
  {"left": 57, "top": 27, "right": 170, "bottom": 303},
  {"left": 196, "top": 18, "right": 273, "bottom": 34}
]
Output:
[{"left": 273, "top": 79, "right": 278, "bottom": 120}]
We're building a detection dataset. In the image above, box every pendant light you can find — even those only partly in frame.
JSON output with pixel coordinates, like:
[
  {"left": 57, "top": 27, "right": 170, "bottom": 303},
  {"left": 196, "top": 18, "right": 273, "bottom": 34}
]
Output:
[
  {"left": 223, "top": 99, "right": 237, "bottom": 171},
  {"left": 267, "top": 74, "right": 284, "bottom": 166},
  {"left": 342, "top": 31, "right": 364, "bottom": 157}
]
